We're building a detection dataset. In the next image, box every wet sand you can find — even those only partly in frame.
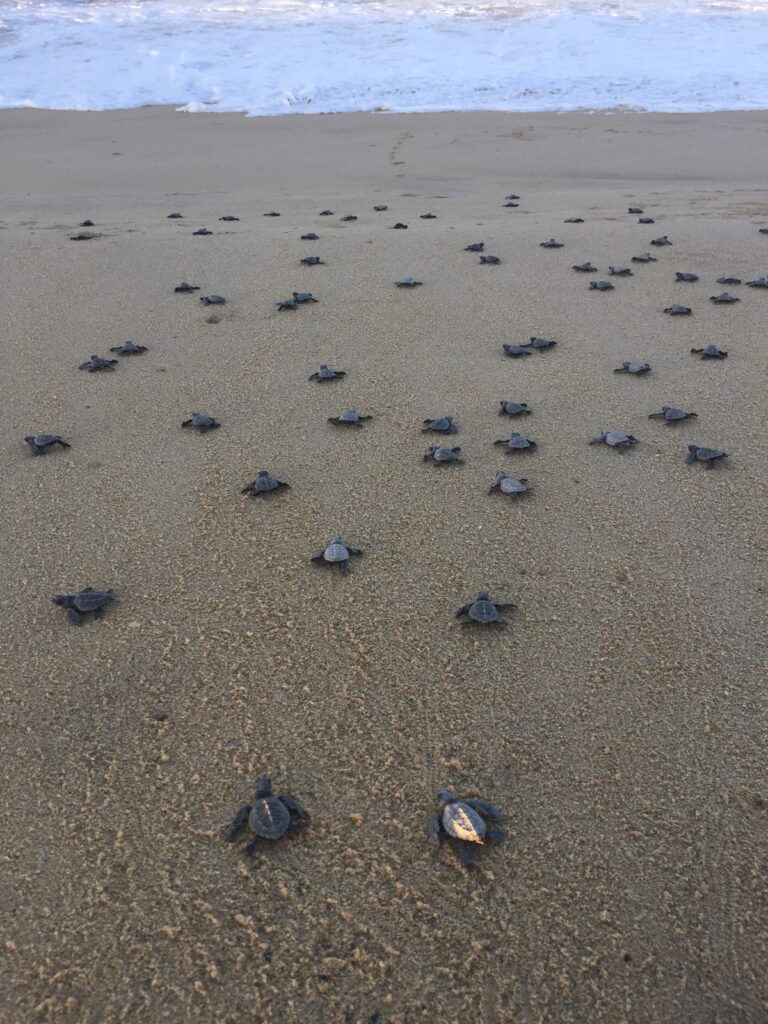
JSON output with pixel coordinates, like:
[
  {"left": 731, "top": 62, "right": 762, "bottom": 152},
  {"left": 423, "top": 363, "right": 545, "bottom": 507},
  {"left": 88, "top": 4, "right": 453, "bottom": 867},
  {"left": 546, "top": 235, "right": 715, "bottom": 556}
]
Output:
[{"left": 0, "top": 108, "right": 767, "bottom": 1024}]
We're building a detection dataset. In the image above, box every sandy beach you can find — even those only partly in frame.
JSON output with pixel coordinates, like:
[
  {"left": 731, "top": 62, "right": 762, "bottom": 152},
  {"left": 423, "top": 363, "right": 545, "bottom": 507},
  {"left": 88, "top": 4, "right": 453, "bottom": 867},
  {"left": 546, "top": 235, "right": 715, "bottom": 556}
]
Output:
[{"left": 0, "top": 107, "right": 766, "bottom": 1024}]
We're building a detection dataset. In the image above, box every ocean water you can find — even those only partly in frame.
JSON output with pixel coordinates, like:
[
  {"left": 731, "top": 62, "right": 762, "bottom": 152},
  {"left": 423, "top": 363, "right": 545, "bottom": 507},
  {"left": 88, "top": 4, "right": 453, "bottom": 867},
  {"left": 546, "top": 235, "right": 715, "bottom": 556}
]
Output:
[{"left": 1, "top": 1, "right": 767, "bottom": 115}]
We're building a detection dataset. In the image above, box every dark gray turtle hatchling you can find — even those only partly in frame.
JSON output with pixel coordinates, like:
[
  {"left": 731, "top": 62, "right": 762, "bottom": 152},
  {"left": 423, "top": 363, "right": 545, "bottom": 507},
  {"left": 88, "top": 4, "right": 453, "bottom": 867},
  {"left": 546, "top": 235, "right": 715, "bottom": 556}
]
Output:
[
  {"left": 494, "top": 432, "right": 537, "bottom": 452},
  {"left": 277, "top": 298, "right": 299, "bottom": 310},
  {"left": 25, "top": 434, "right": 71, "bottom": 455},
  {"left": 396, "top": 277, "right": 422, "bottom": 288},
  {"left": 638, "top": 218, "right": 655, "bottom": 224},
  {"left": 747, "top": 277, "right": 768, "bottom": 288},
  {"left": 109, "top": 340, "right": 147, "bottom": 355},
  {"left": 167, "top": 212, "right": 183, "bottom": 219},
  {"left": 529, "top": 337, "right": 556, "bottom": 350},
  {"left": 70, "top": 233, "right": 97, "bottom": 241},
  {"left": 718, "top": 276, "right": 742, "bottom": 285},
  {"left": 182, "top": 412, "right": 220, "bottom": 432},
  {"left": 200, "top": 294, "right": 226, "bottom": 305},
  {"left": 422, "top": 416, "right": 457, "bottom": 435},
  {"left": 392, "top": 223, "right": 408, "bottom": 229},
  {"left": 676, "top": 272, "right": 699, "bottom": 282},
  {"left": 455, "top": 591, "right": 516, "bottom": 628},
  {"left": 664, "top": 304, "right": 691, "bottom": 315},
  {"left": 301, "top": 232, "right": 319, "bottom": 240},
  {"left": 503, "top": 344, "right": 531, "bottom": 358},
  {"left": 628, "top": 207, "right": 644, "bottom": 214},
  {"left": 609, "top": 266, "right": 633, "bottom": 276},
  {"left": 589, "top": 430, "right": 637, "bottom": 450},
  {"left": 424, "top": 445, "right": 462, "bottom": 464},
  {"left": 80, "top": 220, "right": 94, "bottom": 227},
  {"left": 573, "top": 262, "right": 597, "bottom": 272},
  {"left": 311, "top": 535, "right": 362, "bottom": 572},
  {"left": 499, "top": 400, "right": 531, "bottom": 417},
  {"left": 319, "top": 209, "right": 334, "bottom": 216},
  {"left": 489, "top": 470, "right": 529, "bottom": 497},
  {"left": 651, "top": 235, "right": 672, "bottom": 246},
  {"left": 691, "top": 344, "right": 727, "bottom": 359},
  {"left": 340, "top": 215, "right": 357, "bottom": 222},
  {"left": 309, "top": 364, "right": 346, "bottom": 381},
  {"left": 503, "top": 202, "right": 519, "bottom": 208},
  {"left": 686, "top": 445, "right": 728, "bottom": 470},
  {"left": 564, "top": 217, "right": 584, "bottom": 223},
  {"left": 264, "top": 211, "right": 280, "bottom": 217},
  {"left": 505, "top": 194, "right": 520, "bottom": 201},
  {"left": 590, "top": 280, "right": 614, "bottom": 291},
  {"left": 540, "top": 239, "right": 563, "bottom": 248},
  {"left": 328, "top": 409, "right": 372, "bottom": 427},
  {"left": 373, "top": 205, "right": 388, "bottom": 212},
  {"left": 480, "top": 255, "right": 501, "bottom": 264},
  {"left": 301, "top": 256, "right": 325, "bottom": 266},
  {"left": 710, "top": 292, "right": 740, "bottom": 304},
  {"left": 241, "top": 470, "right": 289, "bottom": 496},
  {"left": 649, "top": 406, "right": 697, "bottom": 423},
  {"left": 79, "top": 355, "right": 117, "bottom": 372},
  {"left": 293, "top": 291, "right": 318, "bottom": 304},
  {"left": 465, "top": 242, "right": 484, "bottom": 252},
  {"left": 760, "top": 228, "right": 768, "bottom": 234},
  {"left": 420, "top": 213, "right": 437, "bottom": 219},
  {"left": 193, "top": 228, "right": 212, "bottom": 235},
  {"left": 219, "top": 215, "right": 239, "bottom": 221},
  {"left": 614, "top": 361, "right": 651, "bottom": 375},
  {"left": 53, "top": 587, "right": 114, "bottom": 626},
  {"left": 174, "top": 282, "right": 200, "bottom": 293},
  {"left": 227, "top": 776, "right": 308, "bottom": 855},
  {"left": 631, "top": 253, "right": 657, "bottom": 263},
  {"left": 428, "top": 791, "right": 505, "bottom": 867}
]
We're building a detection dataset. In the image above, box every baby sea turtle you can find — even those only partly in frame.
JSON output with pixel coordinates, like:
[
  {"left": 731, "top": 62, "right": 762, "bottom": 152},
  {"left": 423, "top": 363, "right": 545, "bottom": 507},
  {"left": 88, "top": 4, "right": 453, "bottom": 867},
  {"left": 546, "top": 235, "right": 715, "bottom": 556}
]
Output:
[
  {"left": 319, "top": 209, "right": 334, "bottom": 216},
  {"left": 628, "top": 207, "right": 644, "bottom": 214},
  {"left": 226, "top": 776, "right": 308, "bottom": 855},
  {"left": 277, "top": 298, "right": 299, "bottom": 311},
  {"left": 649, "top": 406, "right": 697, "bottom": 423},
  {"left": 174, "top": 282, "right": 200, "bottom": 293},
  {"left": 25, "top": 434, "right": 71, "bottom": 455},
  {"left": 686, "top": 445, "right": 728, "bottom": 470},
  {"left": 480, "top": 255, "right": 501, "bottom": 264},
  {"left": 494, "top": 432, "right": 537, "bottom": 452},
  {"left": 614, "top": 361, "right": 651, "bottom": 375},
  {"left": 396, "top": 277, "right": 422, "bottom": 288},
  {"left": 200, "top": 295, "right": 226, "bottom": 305},
  {"left": 219, "top": 215, "right": 239, "bottom": 221},
  {"left": 392, "top": 223, "right": 408, "bottom": 229},
  {"left": 710, "top": 292, "right": 739, "bottom": 304},
  {"left": 609, "top": 266, "right": 633, "bottom": 276},
  {"left": 589, "top": 430, "right": 637, "bottom": 450},
  {"left": 241, "top": 470, "right": 289, "bottom": 496},
  {"left": 293, "top": 292, "right": 317, "bottom": 304},
  {"left": 80, "top": 220, "right": 94, "bottom": 227},
  {"left": 718, "top": 276, "right": 742, "bottom": 285},
  {"left": 503, "top": 344, "right": 531, "bottom": 358},
  {"left": 424, "top": 445, "right": 462, "bottom": 464},
  {"left": 428, "top": 791, "right": 505, "bottom": 867},
  {"left": 489, "top": 470, "right": 529, "bottom": 497},
  {"left": 760, "top": 228, "right": 768, "bottom": 234},
  {"left": 638, "top": 218, "right": 655, "bottom": 224},
  {"left": 422, "top": 416, "right": 457, "bottom": 435},
  {"left": 109, "top": 340, "right": 147, "bottom": 355},
  {"left": 590, "top": 281, "right": 614, "bottom": 291},
  {"left": 573, "top": 262, "right": 597, "bottom": 272},
  {"left": 529, "top": 337, "right": 556, "bottom": 350},
  {"left": 167, "top": 212, "right": 183, "bottom": 219},
  {"left": 420, "top": 213, "right": 437, "bottom": 219},
  {"left": 373, "top": 205, "right": 388, "bottom": 212},
  {"left": 301, "top": 256, "right": 325, "bottom": 266},
  {"left": 651, "top": 235, "right": 672, "bottom": 246},
  {"left": 564, "top": 217, "right": 584, "bottom": 223},
  {"left": 540, "top": 239, "right": 563, "bottom": 248},
  {"left": 53, "top": 588, "right": 114, "bottom": 626},
  {"left": 340, "top": 215, "right": 357, "bottom": 222},
  {"left": 503, "top": 202, "right": 519, "bottom": 208},
  {"left": 455, "top": 592, "right": 516, "bottom": 627},
  {"left": 747, "top": 277, "right": 768, "bottom": 288},
  {"left": 193, "top": 228, "right": 212, "bottom": 236},
  {"left": 675, "top": 272, "right": 699, "bottom": 282},
  {"left": 499, "top": 400, "right": 530, "bottom": 417},
  {"left": 70, "top": 233, "right": 97, "bottom": 241},
  {"left": 182, "top": 412, "right": 220, "bottom": 432},
  {"left": 328, "top": 409, "right": 372, "bottom": 427},
  {"left": 664, "top": 304, "right": 691, "bottom": 315},
  {"left": 691, "top": 344, "right": 727, "bottom": 359},
  {"left": 309, "top": 364, "right": 346, "bottom": 381},
  {"left": 311, "top": 535, "right": 362, "bottom": 572},
  {"left": 264, "top": 211, "right": 280, "bottom": 217},
  {"left": 301, "top": 232, "right": 319, "bottom": 241},
  {"left": 505, "top": 194, "right": 520, "bottom": 201},
  {"left": 79, "top": 355, "right": 117, "bottom": 372},
  {"left": 631, "top": 253, "right": 657, "bottom": 263},
  {"left": 465, "top": 242, "right": 484, "bottom": 252}
]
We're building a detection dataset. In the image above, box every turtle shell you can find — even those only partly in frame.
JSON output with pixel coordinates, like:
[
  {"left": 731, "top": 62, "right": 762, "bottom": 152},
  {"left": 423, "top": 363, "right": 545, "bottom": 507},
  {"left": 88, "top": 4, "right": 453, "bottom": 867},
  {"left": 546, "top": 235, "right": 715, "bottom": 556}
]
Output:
[
  {"left": 604, "top": 431, "right": 633, "bottom": 446},
  {"left": 73, "top": 590, "right": 113, "bottom": 612},
  {"left": 441, "top": 801, "right": 487, "bottom": 842},
  {"left": 431, "top": 447, "right": 458, "bottom": 461},
  {"left": 324, "top": 540, "right": 350, "bottom": 563},
  {"left": 662, "top": 407, "right": 688, "bottom": 421},
  {"left": 498, "top": 475, "right": 528, "bottom": 494},
  {"left": 249, "top": 796, "right": 291, "bottom": 839},
  {"left": 505, "top": 434, "right": 533, "bottom": 449}
]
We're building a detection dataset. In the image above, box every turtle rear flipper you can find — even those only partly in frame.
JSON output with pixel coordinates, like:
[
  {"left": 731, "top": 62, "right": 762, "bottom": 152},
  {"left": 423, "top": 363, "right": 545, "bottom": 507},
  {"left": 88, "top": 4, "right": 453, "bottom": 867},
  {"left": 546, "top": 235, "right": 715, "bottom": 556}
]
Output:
[
  {"left": 486, "top": 827, "right": 505, "bottom": 844},
  {"left": 244, "top": 836, "right": 262, "bottom": 856},
  {"left": 458, "top": 842, "right": 478, "bottom": 867},
  {"left": 226, "top": 804, "right": 252, "bottom": 841},
  {"left": 465, "top": 798, "right": 504, "bottom": 820},
  {"left": 67, "top": 607, "right": 83, "bottom": 626},
  {"left": 685, "top": 452, "right": 697, "bottom": 465},
  {"left": 279, "top": 794, "right": 309, "bottom": 824},
  {"left": 427, "top": 815, "right": 442, "bottom": 846}
]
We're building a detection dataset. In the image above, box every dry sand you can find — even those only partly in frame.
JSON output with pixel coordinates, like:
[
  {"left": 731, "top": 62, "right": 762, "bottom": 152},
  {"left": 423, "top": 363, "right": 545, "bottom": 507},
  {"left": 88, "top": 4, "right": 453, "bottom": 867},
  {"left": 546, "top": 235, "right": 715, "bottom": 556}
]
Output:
[{"left": 0, "top": 108, "right": 767, "bottom": 1024}]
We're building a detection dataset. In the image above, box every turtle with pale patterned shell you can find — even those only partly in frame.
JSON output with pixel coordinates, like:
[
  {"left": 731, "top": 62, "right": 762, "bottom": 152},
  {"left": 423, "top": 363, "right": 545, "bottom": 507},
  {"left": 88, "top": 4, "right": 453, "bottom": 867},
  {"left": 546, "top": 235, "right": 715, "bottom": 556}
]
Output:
[
  {"left": 428, "top": 791, "right": 505, "bottom": 868},
  {"left": 226, "top": 776, "right": 309, "bottom": 855}
]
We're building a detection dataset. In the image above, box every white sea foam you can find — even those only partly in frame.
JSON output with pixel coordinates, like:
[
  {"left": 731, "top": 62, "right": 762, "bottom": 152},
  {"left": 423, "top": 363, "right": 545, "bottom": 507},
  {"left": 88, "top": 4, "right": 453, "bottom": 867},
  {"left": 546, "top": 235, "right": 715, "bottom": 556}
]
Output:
[{"left": 1, "top": 1, "right": 767, "bottom": 115}]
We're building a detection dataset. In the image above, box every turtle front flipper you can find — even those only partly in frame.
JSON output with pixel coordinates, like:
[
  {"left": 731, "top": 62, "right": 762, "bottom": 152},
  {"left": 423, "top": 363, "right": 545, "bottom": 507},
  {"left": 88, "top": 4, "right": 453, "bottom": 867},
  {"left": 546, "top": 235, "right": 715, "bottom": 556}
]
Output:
[
  {"left": 56, "top": 439, "right": 72, "bottom": 449},
  {"left": 279, "top": 794, "right": 309, "bottom": 825},
  {"left": 226, "top": 804, "right": 252, "bottom": 841},
  {"left": 67, "top": 607, "right": 83, "bottom": 626},
  {"left": 455, "top": 604, "right": 471, "bottom": 619},
  {"left": 244, "top": 836, "right": 262, "bottom": 856}
]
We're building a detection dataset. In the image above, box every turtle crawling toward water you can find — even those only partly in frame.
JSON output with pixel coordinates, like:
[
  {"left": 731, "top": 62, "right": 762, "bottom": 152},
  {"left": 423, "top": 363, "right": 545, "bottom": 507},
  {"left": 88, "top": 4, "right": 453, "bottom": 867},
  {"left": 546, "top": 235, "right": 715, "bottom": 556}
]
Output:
[
  {"left": 503, "top": 344, "right": 531, "bottom": 358},
  {"left": 219, "top": 215, "right": 239, "bottom": 221},
  {"left": 710, "top": 292, "right": 740, "bottom": 304},
  {"left": 167, "top": 212, "right": 183, "bottom": 219},
  {"left": 499, "top": 400, "right": 531, "bottom": 417},
  {"left": 422, "top": 416, "right": 457, "bottom": 435},
  {"left": 489, "top": 470, "right": 529, "bottom": 497},
  {"left": 631, "top": 253, "right": 657, "bottom": 263},
  {"left": 590, "top": 281, "right": 614, "bottom": 291},
  {"left": 664, "top": 304, "right": 692, "bottom": 316},
  {"left": 277, "top": 298, "right": 299, "bottom": 311},
  {"left": 182, "top": 412, "right": 220, "bottom": 432},
  {"left": 79, "top": 355, "right": 117, "bottom": 372},
  {"left": 540, "top": 239, "right": 563, "bottom": 248},
  {"left": 609, "top": 266, "right": 633, "bottom": 276},
  {"left": 573, "top": 262, "right": 597, "bottom": 272},
  {"left": 718, "top": 276, "right": 742, "bottom": 285},
  {"left": 301, "top": 232, "right": 320, "bottom": 241},
  {"left": 676, "top": 272, "right": 699, "bottom": 282},
  {"left": 691, "top": 344, "right": 727, "bottom": 360},
  {"left": 340, "top": 215, "right": 357, "bottom": 222},
  {"left": 564, "top": 217, "right": 584, "bottom": 223},
  {"left": 293, "top": 291, "right": 318, "bottom": 304},
  {"left": 53, "top": 588, "right": 114, "bottom": 626},
  {"left": 614, "top": 361, "right": 651, "bottom": 375},
  {"left": 455, "top": 591, "right": 515, "bottom": 627},
  {"left": 480, "top": 255, "right": 501, "bottom": 264},
  {"left": 301, "top": 256, "right": 325, "bottom": 266},
  {"left": 263, "top": 211, "right": 281, "bottom": 217},
  {"left": 420, "top": 212, "right": 437, "bottom": 219},
  {"left": 503, "top": 202, "right": 519, "bottom": 208},
  {"left": 328, "top": 409, "right": 372, "bottom": 427},
  {"left": 311, "top": 535, "right": 362, "bottom": 572},
  {"left": 373, "top": 205, "right": 388, "bottom": 212},
  {"left": 651, "top": 235, "right": 672, "bottom": 246},
  {"left": 174, "top": 282, "right": 200, "bottom": 293},
  {"left": 200, "top": 295, "right": 226, "bottom": 306},
  {"left": 25, "top": 434, "right": 71, "bottom": 455},
  {"left": 309, "top": 364, "right": 346, "bottom": 381},
  {"left": 747, "top": 277, "right": 768, "bottom": 288},
  {"left": 649, "top": 406, "right": 697, "bottom": 423},
  {"left": 628, "top": 207, "right": 644, "bottom": 214},
  {"left": 528, "top": 337, "right": 557, "bottom": 350},
  {"left": 589, "top": 430, "right": 637, "bottom": 451},
  {"left": 193, "top": 228, "right": 212, "bottom": 236},
  {"left": 395, "top": 277, "right": 422, "bottom": 288},
  {"left": 494, "top": 432, "right": 537, "bottom": 452},
  {"left": 464, "top": 242, "right": 484, "bottom": 252},
  {"left": 241, "top": 470, "right": 289, "bottom": 496},
  {"left": 685, "top": 445, "right": 728, "bottom": 470},
  {"left": 109, "top": 340, "right": 147, "bottom": 355},
  {"left": 392, "top": 222, "right": 408, "bottom": 230},
  {"left": 638, "top": 218, "right": 655, "bottom": 224},
  {"left": 428, "top": 791, "right": 505, "bottom": 867},
  {"left": 424, "top": 445, "right": 462, "bottom": 464},
  {"left": 227, "top": 776, "right": 309, "bottom": 856}
]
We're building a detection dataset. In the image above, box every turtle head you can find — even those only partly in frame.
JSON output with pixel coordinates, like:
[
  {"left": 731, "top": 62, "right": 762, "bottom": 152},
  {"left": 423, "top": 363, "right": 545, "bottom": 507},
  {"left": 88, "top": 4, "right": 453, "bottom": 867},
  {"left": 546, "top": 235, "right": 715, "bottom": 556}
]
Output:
[
  {"left": 437, "top": 790, "right": 458, "bottom": 807},
  {"left": 52, "top": 594, "right": 73, "bottom": 607},
  {"left": 687, "top": 444, "right": 699, "bottom": 454},
  {"left": 254, "top": 776, "right": 272, "bottom": 799},
  {"left": 477, "top": 590, "right": 491, "bottom": 602},
  {"left": 329, "top": 534, "right": 343, "bottom": 545},
  {"left": 257, "top": 470, "right": 269, "bottom": 477}
]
